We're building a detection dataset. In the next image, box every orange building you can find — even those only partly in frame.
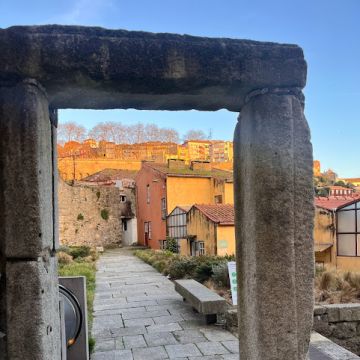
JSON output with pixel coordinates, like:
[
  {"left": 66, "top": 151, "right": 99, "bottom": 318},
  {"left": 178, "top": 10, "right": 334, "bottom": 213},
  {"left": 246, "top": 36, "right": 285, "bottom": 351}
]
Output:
[
  {"left": 313, "top": 160, "right": 321, "bottom": 176},
  {"left": 135, "top": 159, "right": 233, "bottom": 249},
  {"left": 210, "top": 141, "right": 233, "bottom": 163},
  {"left": 314, "top": 195, "right": 360, "bottom": 271}
]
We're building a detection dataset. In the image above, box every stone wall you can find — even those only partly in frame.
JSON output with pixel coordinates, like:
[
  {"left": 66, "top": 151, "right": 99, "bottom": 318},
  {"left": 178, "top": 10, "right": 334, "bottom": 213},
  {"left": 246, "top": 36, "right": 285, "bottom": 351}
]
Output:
[
  {"left": 58, "top": 158, "right": 142, "bottom": 181},
  {"left": 59, "top": 179, "right": 136, "bottom": 247},
  {"left": 225, "top": 304, "right": 360, "bottom": 356},
  {"left": 314, "top": 304, "right": 360, "bottom": 355}
]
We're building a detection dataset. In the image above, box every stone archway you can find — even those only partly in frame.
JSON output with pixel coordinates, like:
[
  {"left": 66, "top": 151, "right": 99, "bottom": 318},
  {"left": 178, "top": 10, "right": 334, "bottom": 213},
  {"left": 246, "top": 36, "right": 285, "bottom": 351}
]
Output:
[{"left": 0, "top": 25, "right": 313, "bottom": 360}]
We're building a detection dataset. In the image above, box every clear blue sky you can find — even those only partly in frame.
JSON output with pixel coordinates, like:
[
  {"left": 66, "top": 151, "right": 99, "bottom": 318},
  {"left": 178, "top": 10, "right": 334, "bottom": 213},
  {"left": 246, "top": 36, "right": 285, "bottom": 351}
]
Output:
[{"left": 1, "top": 0, "right": 359, "bottom": 177}]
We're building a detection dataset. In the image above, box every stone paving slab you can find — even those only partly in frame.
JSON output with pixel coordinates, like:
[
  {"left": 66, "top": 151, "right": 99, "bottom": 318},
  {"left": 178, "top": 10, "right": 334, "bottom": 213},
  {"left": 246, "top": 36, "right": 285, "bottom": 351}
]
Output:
[{"left": 91, "top": 249, "right": 359, "bottom": 360}]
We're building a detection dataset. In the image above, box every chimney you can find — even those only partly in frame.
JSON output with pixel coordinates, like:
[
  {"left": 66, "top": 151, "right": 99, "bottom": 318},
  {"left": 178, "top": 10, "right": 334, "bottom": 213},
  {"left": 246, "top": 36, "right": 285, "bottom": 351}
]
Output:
[
  {"left": 190, "top": 161, "right": 211, "bottom": 171},
  {"left": 168, "top": 159, "right": 186, "bottom": 169}
]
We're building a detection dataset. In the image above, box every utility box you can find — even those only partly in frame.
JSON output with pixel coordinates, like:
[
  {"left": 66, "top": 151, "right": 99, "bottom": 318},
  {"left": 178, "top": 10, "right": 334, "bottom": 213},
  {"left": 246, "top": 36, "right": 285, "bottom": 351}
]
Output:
[{"left": 59, "top": 276, "right": 89, "bottom": 360}]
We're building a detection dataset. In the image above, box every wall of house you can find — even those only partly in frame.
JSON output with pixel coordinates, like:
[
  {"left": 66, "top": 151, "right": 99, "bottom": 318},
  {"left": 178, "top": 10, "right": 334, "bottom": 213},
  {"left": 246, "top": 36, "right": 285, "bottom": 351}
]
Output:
[
  {"left": 166, "top": 176, "right": 213, "bottom": 213},
  {"left": 224, "top": 182, "right": 234, "bottom": 204},
  {"left": 336, "top": 257, "right": 360, "bottom": 272},
  {"left": 59, "top": 180, "right": 135, "bottom": 247},
  {"left": 216, "top": 225, "right": 236, "bottom": 256},
  {"left": 187, "top": 208, "right": 217, "bottom": 255},
  {"left": 58, "top": 158, "right": 142, "bottom": 180},
  {"left": 314, "top": 207, "right": 337, "bottom": 267},
  {"left": 136, "top": 166, "right": 167, "bottom": 249},
  {"left": 122, "top": 218, "right": 138, "bottom": 246}
]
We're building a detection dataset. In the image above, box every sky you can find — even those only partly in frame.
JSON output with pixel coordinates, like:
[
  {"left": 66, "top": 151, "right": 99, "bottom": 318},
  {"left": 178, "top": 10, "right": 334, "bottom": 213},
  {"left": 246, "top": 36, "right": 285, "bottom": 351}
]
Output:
[{"left": 1, "top": 0, "right": 359, "bottom": 177}]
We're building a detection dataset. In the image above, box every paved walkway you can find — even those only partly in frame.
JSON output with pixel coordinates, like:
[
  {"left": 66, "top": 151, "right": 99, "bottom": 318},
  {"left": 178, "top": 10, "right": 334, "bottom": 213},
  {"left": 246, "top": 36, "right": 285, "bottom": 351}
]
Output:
[{"left": 91, "top": 249, "right": 359, "bottom": 360}]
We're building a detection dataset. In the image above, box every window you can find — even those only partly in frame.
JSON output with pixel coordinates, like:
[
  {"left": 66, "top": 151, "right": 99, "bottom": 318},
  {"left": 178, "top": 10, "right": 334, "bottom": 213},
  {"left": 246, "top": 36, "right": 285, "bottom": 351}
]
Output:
[
  {"left": 159, "top": 239, "right": 167, "bottom": 250},
  {"left": 120, "top": 195, "right": 127, "bottom": 202},
  {"left": 198, "top": 241, "right": 205, "bottom": 255},
  {"left": 122, "top": 219, "right": 127, "bottom": 231},
  {"left": 146, "top": 184, "right": 150, "bottom": 204},
  {"left": 214, "top": 195, "right": 223, "bottom": 204},
  {"left": 161, "top": 198, "right": 167, "bottom": 220},
  {"left": 337, "top": 202, "right": 360, "bottom": 256},
  {"left": 167, "top": 207, "right": 187, "bottom": 239},
  {"left": 148, "top": 221, "right": 152, "bottom": 239}
]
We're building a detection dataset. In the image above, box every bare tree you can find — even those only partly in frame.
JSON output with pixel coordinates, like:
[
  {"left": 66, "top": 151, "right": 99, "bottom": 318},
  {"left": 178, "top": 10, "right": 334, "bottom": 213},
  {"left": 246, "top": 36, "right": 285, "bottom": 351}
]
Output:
[
  {"left": 159, "top": 128, "right": 180, "bottom": 143},
  {"left": 144, "top": 124, "right": 160, "bottom": 142},
  {"left": 183, "top": 129, "right": 207, "bottom": 141},
  {"left": 58, "top": 121, "right": 87, "bottom": 143},
  {"left": 127, "top": 122, "right": 145, "bottom": 143},
  {"left": 88, "top": 121, "right": 127, "bottom": 143}
]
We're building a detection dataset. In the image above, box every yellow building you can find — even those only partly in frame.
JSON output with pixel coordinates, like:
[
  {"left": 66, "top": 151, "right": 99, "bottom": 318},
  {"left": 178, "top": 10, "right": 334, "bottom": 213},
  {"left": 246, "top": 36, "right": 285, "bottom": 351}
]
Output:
[
  {"left": 166, "top": 204, "right": 235, "bottom": 256},
  {"left": 182, "top": 140, "right": 212, "bottom": 161},
  {"left": 315, "top": 195, "right": 360, "bottom": 271},
  {"left": 341, "top": 177, "right": 360, "bottom": 187},
  {"left": 210, "top": 141, "right": 234, "bottom": 163},
  {"left": 136, "top": 159, "right": 233, "bottom": 250}
]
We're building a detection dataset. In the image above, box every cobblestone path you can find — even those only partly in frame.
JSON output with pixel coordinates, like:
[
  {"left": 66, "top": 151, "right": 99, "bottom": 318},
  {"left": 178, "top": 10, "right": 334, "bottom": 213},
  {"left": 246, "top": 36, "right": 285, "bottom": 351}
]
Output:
[{"left": 91, "top": 249, "right": 359, "bottom": 360}]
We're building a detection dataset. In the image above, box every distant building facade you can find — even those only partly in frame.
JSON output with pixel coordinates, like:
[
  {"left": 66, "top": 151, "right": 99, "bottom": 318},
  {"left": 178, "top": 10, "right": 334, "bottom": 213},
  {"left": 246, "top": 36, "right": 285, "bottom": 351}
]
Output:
[
  {"left": 135, "top": 159, "right": 233, "bottom": 249},
  {"left": 314, "top": 195, "right": 360, "bottom": 271}
]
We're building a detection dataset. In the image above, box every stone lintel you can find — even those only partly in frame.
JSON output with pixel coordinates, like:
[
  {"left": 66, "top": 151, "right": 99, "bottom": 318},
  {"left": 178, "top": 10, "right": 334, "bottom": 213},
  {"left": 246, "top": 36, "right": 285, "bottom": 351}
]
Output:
[
  {"left": 0, "top": 25, "right": 306, "bottom": 111},
  {"left": 0, "top": 81, "right": 55, "bottom": 258}
]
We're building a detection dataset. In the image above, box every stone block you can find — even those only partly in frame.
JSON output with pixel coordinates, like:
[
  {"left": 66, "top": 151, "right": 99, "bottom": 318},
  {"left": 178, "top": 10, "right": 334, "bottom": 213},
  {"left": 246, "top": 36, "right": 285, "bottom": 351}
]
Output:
[
  {"left": 6, "top": 256, "right": 60, "bottom": 360},
  {"left": 123, "top": 335, "right": 147, "bottom": 349},
  {"left": 326, "top": 306, "right": 341, "bottom": 323},
  {"left": 332, "top": 322, "right": 357, "bottom": 340},
  {"left": 174, "top": 279, "right": 227, "bottom": 315},
  {"left": 0, "top": 26, "right": 306, "bottom": 111},
  {"left": 0, "top": 81, "right": 54, "bottom": 258},
  {"left": 144, "top": 332, "right": 178, "bottom": 346},
  {"left": 133, "top": 345, "right": 168, "bottom": 360},
  {"left": 196, "top": 342, "right": 229, "bottom": 356},
  {"left": 313, "top": 305, "right": 327, "bottom": 316},
  {"left": 165, "top": 344, "right": 202, "bottom": 358}
]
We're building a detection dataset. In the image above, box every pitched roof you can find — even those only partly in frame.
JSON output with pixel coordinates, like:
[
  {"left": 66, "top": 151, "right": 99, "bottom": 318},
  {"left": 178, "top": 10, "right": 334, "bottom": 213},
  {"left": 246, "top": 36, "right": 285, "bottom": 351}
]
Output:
[
  {"left": 329, "top": 186, "right": 353, "bottom": 190},
  {"left": 314, "top": 195, "right": 360, "bottom": 211},
  {"left": 192, "top": 204, "right": 234, "bottom": 225},
  {"left": 144, "top": 162, "right": 233, "bottom": 181},
  {"left": 81, "top": 168, "right": 138, "bottom": 182}
]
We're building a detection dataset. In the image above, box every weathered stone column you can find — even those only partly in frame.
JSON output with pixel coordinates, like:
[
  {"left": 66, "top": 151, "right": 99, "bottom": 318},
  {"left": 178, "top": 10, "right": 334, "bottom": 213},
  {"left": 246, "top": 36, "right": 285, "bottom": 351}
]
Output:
[
  {"left": 234, "top": 89, "right": 314, "bottom": 360},
  {"left": 0, "top": 80, "right": 60, "bottom": 359}
]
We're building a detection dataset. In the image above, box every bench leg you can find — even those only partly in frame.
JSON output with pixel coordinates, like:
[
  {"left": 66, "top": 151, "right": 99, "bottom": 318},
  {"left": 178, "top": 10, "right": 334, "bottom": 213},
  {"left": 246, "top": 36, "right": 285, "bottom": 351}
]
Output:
[{"left": 205, "top": 314, "right": 217, "bottom": 324}]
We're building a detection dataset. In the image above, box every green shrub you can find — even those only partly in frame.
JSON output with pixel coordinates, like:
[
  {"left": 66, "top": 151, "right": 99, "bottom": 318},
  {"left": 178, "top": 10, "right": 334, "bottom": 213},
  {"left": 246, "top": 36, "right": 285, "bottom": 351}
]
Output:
[
  {"left": 194, "top": 261, "right": 214, "bottom": 283},
  {"left": 68, "top": 246, "right": 91, "bottom": 259},
  {"left": 57, "top": 251, "right": 73, "bottom": 265},
  {"left": 77, "top": 213, "right": 84, "bottom": 221},
  {"left": 212, "top": 262, "right": 230, "bottom": 287},
  {"left": 168, "top": 258, "right": 197, "bottom": 279},
  {"left": 165, "top": 237, "right": 178, "bottom": 253},
  {"left": 100, "top": 209, "right": 109, "bottom": 220},
  {"left": 152, "top": 260, "right": 168, "bottom": 273}
]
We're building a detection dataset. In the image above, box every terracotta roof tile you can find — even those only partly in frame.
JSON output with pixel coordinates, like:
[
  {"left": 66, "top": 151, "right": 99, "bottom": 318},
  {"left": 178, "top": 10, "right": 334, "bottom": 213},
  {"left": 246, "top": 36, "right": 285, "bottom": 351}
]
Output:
[
  {"left": 82, "top": 168, "right": 138, "bottom": 182},
  {"left": 193, "top": 204, "right": 234, "bottom": 225},
  {"left": 314, "top": 195, "right": 360, "bottom": 211},
  {"left": 145, "top": 162, "right": 233, "bottom": 181}
]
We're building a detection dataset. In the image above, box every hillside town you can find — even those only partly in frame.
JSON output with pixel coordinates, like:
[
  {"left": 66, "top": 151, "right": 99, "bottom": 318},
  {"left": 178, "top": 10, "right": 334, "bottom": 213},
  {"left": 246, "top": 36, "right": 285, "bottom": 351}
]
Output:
[{"left": 58, "top": 136, "right": 360, "bottom": 272}]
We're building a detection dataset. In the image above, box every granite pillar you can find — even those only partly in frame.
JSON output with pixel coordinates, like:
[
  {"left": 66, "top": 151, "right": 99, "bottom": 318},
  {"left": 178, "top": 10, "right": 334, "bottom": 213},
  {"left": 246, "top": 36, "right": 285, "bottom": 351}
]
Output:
[
  {"left": 0, "top": 80, "right": 60, "bottom": 360},
  {"left": 234, "top": 90, "right": 314, "bottom": 359}
]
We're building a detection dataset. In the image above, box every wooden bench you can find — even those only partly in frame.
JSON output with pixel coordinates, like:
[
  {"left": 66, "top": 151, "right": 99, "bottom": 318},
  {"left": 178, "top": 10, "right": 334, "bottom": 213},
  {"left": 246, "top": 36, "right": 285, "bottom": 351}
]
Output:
[{"left": 174, "top": 279, "right": 228, "bottom": 324}]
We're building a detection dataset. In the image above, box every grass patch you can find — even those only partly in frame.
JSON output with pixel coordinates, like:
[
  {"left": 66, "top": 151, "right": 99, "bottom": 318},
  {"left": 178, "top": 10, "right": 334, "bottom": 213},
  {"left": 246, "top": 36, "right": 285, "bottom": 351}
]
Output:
[{"left": 315, "top": 270, "right": 360, "bottom": 304}]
